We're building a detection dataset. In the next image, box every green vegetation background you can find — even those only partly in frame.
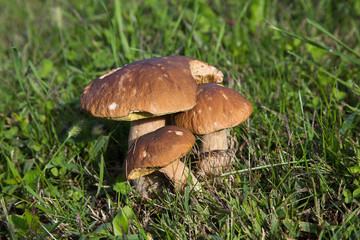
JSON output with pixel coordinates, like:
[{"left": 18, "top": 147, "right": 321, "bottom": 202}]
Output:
[{"left": 1, "top": 0, "right": 359, "bottom": 239}]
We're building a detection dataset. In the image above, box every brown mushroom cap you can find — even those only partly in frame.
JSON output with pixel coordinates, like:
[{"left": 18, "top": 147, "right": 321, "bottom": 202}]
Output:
[
  {"left": 125, "top": 125, "right": 195, "bottom": 179},
  {"left": 80, "top": 56, "right": 223, "bottom": 121},
  {"left": 174, "top": 83, "right": 253, "bottom": 135}
]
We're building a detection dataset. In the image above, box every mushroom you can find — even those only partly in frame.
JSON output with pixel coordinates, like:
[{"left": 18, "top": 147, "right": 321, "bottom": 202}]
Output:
[
  {"left": 80, "top": 56, "right": 223, "bottom": 147},
  {"left": 80, "top": 56, "right": 223, "bottom": 194},
  {"left": 124, "top": 126, "right": 199, "bottom": 194},
  {"left": 174, "top": 83, "right": 253, "bottom": 176}
]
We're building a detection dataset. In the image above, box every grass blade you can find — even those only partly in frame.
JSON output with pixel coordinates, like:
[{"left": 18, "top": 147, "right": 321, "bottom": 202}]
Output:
[
  {"left": 221, "top": 160, "right": 305, "bottom": 177},
  {"left": 270, "top": 24, "right": 360, "bottom": 65},
  {"left": 288, "top": 51, "right": 359, "bottom": 95},
  {"left": 12, "top": 47, "right": 26, "bottom": 94},
  {"left": 28, "top": 60, "right": 50, "bottom": 98},
  {"left": 214, "top": 20, "right": 226, "bottom": 61},
  {"left": 24, "top": 185, "right": 55, "bottom": 215},
  {"left": 96, "top": 153, "right": 105, "bottom": 197},
  {"left": 307, "top": 18, "right": 360, "bottom": 58},
  {"left": 114, "top": 0, "right": 130, "bottom": 60}
]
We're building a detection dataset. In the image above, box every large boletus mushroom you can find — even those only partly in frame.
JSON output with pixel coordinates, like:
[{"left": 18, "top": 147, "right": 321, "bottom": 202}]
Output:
[
  {"left": 80, "top": 56, "right": 223, "bottom": 147},
  {"left": 174, "top": 83, "right": 253, "bottom": 176},
  {"left": 80, "top": 56, "right": 223, "bottom": 194},
  {"left": 124, "top": 126, "right": 199, "bottom": 195}
]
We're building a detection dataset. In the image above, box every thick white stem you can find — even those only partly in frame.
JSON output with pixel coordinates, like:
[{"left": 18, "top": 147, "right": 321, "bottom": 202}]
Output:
[
  {"left": 198, "top": 128, "right": 234, "bottom": 176},
  {"left": 127, "top": 116, "right": 168, "bottom": 197},
  {"left": 200, "top": 128, "right": 228, "bottom": 152},
  {"left": 159, "top": 159, "right": 200, "bottom": 191},
  {"left": 128, "top": 116, "right": 167, "bottom": 147}
]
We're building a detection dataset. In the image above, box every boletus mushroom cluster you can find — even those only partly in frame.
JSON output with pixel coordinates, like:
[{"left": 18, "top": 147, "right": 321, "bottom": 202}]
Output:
[{"left": 80, "top": 56, "right": 252, "bottom": 197}]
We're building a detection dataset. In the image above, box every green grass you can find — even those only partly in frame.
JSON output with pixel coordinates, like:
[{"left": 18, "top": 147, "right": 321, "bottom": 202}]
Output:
[{"left": 1, "top": 0, "right": 360, "bottom": 239}]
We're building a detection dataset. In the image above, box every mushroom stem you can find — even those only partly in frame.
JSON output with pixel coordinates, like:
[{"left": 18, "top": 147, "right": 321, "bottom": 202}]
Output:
[
  {"left": 198, "top": 129, "right": 234, "bottom": 176},
  {"left": 127, "top": 115, "right": 168, "bottom": 194},
  {"left": 131, "top": 173, "right": 169, "bottom": 199},
  {"left": 159, "top": 159, "right": 199, "bottom": 191},
  {"left": 200, "top": 128, "right": 228, "bottom": 152},
  {"left": 128, "top": 116, "right": 168, "bottom": 147}
]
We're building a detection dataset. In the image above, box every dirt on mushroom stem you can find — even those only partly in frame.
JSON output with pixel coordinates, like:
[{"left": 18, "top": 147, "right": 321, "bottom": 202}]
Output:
[
  {"left": 196, "top": 129, "right": 239, "bottom": 177},
  {"left": 197, "top": 129, "right": 231, "bottom": 176}
]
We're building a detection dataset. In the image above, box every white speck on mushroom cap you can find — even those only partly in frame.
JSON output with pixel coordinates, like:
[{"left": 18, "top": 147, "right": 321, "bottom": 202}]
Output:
[
  {"left": 117, "top": 74, "right": 126, "bottom": 88},
  {"left": 108, "top": 102, "right": 118, "bottom": 110},
  {"left": 82, "top": 86, "right": 89, "bottom": 94},
  {"left": 142, "top": 151, "right": 147, "bottom": 157},
  {"left": 99, "top": 67, "right": 122, "bottom": 79},
  {"left": 166, "top": 130, "right": 184, "bottom": 136},
  {"left": 175, "top": 131, "right": 184, "bottom": 136},
  {"left": 222, "top": 93, "right": 228, "bottom": 100},
  {"left": 132, "top": 89, "right": 137, "bottom": 96}
]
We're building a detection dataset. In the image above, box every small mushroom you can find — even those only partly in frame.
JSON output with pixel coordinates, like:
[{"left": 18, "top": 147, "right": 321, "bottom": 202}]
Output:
[
  {"left": 174, "top": 83, "right": 253, "bottom": 176},
  {"left": 124, "top": 126, "right": 199, "bottom": 196}
]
